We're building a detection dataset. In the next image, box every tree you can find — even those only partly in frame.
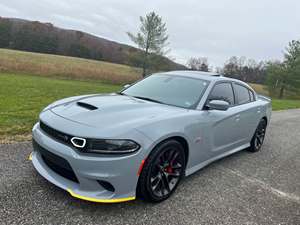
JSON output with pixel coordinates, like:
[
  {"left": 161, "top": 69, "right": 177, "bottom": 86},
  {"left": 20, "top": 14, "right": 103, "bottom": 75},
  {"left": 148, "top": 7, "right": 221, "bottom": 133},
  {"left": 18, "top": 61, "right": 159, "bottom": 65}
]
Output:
[
  {"left": 187, "top": 57, "right": 209, "bottom": 72},
  {"left": 68, "top": 44, "right": 91, "bottom": 59},
  {"left": 127, "top": 12, "right": 169, "bottom": 77},
  {"left": 266, "top": 61, "right": 286, "bottom": 98},
  {"left": 266, "top": 40, "right": 300, "bottom": 98},
  {"left": 285, "top": 40, "right": 300, "bottom": 65},
  {"left": 0, "top": 19, "right": 12, "bottom": 48},
  {"left": 11, "top": 22, "right": 58, "bottom": 54},
  {"left": 284, "top": 40, "right": 300, "bottom": 95},
  {"left": 221, "top": 56, "right": 266, "bottom": 84}
]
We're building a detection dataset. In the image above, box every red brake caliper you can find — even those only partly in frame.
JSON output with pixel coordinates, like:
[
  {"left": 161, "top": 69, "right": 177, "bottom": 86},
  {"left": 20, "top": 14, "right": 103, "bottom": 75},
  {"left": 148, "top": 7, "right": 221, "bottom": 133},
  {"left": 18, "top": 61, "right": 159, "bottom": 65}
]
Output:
[{"left": 165, "top": 166, "right": 173, "bottom": 173}]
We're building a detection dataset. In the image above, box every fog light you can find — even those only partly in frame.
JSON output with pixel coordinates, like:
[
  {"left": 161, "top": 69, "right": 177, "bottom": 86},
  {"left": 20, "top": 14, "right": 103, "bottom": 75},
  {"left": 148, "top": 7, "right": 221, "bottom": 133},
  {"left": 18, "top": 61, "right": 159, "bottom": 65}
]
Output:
[
  {"left": 71, "top": 137, "right": 86, "bottom": 148},
  {"left": 97, "top": 180, "right": 115, "bottom": 192}
]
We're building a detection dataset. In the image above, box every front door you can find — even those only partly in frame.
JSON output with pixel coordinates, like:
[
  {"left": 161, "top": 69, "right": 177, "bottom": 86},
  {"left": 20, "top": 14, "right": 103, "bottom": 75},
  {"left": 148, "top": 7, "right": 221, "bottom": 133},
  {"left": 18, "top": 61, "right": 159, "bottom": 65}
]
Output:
[{"left": 205, "top": 82, "right": 242, "bottom": 156}]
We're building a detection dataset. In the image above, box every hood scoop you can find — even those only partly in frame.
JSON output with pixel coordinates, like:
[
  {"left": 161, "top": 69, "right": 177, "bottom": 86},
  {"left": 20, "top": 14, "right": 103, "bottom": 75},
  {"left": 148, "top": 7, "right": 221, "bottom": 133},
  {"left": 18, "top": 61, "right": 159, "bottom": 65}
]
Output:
[{"left": 76, "top": 102, "right": 98, "bottom": 110}]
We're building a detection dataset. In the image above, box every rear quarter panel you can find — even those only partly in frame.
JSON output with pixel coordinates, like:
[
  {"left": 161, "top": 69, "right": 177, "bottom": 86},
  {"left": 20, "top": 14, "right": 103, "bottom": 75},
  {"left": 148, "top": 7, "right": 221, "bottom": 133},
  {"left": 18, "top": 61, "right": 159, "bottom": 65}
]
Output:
[{"left": 257, "top": 95, "right": 272, "bottom": 124}]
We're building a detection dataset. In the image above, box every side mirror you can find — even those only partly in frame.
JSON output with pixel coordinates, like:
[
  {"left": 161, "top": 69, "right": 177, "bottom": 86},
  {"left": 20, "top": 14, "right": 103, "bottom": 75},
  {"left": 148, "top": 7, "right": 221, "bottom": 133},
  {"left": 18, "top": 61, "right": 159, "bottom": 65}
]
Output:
[
  {"left": 206, "top": 100, "right": 230, "bottom": 111},
  {"left": 123, "top": 84, "right": 131, "bottom": 89}
]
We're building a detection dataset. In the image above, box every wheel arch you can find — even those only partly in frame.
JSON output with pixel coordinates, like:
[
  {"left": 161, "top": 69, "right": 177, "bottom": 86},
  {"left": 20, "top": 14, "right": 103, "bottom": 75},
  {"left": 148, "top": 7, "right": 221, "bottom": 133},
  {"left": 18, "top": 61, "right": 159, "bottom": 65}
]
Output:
[
  {"left": 262, "top": 116, "right": 268, "bottom": 125},
  {"left": 170, "top": 136, "right": 189, "bottom": 166},
  {"left": 147, "top": 135, "right": 190, "bottom": 168},
  {"left": 136, "top": 135, "right": 190, "bottom": 200}
]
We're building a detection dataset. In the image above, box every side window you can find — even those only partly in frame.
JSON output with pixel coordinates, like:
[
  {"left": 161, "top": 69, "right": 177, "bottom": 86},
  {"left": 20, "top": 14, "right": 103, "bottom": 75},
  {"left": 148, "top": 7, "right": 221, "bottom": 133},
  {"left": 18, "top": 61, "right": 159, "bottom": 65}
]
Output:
[
  {"left": 233, "top": 84, "right": 251, "bottom": 104},
  {"left": 208, "top": 83, "right": 234, "bottom": 105}
]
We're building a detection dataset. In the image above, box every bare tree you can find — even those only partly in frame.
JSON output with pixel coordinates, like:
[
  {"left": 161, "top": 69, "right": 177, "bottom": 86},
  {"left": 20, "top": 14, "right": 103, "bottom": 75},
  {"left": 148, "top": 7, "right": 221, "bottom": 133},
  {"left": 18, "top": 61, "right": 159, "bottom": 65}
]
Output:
[
  {"left": 187, "top": 57, "right": 209, "bottom": 72},
  {"left": 221, "top": 56, "right": 266, "bottom": 84},
  {"left": 127, "top": 12, "right": 169, "bottom": 77}
]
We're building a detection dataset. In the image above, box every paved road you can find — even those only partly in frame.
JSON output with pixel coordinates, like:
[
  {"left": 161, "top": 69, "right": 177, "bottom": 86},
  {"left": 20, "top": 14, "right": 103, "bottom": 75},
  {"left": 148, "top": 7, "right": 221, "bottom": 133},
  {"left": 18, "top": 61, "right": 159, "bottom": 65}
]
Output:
[{"left": 1, "top": 109, "right": 300, "bottom": 225}]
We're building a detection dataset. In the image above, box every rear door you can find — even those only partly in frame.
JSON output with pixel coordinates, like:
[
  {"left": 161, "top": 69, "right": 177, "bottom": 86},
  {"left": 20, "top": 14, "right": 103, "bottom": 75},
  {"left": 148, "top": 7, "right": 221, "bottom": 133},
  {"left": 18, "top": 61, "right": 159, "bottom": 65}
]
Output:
[{"left": 232, "top": 83, "right": 260, "bottom": 143}]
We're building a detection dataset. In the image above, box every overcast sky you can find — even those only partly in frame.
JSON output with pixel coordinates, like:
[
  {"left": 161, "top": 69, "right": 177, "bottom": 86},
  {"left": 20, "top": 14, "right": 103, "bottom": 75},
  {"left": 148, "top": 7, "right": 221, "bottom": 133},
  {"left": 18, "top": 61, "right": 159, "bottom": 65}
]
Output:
[{"left": 1, "top": 0, "right": 300, "bottom": 67}]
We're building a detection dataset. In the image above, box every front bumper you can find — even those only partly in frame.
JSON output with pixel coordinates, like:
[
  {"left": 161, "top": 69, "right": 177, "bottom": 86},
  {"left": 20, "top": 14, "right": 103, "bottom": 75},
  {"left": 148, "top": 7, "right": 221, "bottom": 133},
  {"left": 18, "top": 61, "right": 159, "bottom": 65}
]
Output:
[{"left": 31, "top": 122, "right": 149, "bottom": 203}]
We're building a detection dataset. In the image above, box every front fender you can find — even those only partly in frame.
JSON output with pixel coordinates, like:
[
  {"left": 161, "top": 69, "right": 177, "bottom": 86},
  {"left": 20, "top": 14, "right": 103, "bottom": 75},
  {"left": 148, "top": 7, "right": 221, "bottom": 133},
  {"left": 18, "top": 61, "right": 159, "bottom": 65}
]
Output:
[{"left": 135, "top": 111, "right": 207, "bottom": 170}]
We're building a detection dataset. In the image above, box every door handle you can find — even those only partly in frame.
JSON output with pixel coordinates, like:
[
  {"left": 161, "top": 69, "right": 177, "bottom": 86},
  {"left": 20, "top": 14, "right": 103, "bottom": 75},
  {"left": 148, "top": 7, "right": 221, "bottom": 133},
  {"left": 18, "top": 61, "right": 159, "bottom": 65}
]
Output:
[
  {"left": 235, "top": 114, "right": 240, "bottom": 122},
  {"left": 257, "top": 107, "right": 261, "bottom": 113}
]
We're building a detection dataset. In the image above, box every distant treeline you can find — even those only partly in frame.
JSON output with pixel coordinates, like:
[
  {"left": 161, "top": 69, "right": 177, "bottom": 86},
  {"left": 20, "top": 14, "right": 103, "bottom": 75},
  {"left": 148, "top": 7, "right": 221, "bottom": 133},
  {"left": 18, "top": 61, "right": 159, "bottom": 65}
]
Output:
[
  {"left": 220, "top": 56, "right": 267, "bottom": 84},
  {"left": 187, "top": 56, "right": 267, "bottom": 84},
  {"left": 0, "top": 17, "right": 185, "bottom": 71},
  {"left": 187, "top": 40, "right": 300, "bottom": 98},
  {"left": 0, "top": 18, "right": 103, "bottom": 60}
]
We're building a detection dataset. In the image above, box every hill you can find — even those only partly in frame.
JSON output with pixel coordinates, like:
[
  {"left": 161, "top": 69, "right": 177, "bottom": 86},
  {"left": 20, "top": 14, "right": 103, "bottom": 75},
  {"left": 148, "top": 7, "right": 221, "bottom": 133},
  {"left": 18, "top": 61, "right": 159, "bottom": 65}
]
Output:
[
  {"left": 0, "top": 48, "right": 141, "bottom": 84},
  {"left": 0, "top": 17, "right": 186, "bottom": 71}
]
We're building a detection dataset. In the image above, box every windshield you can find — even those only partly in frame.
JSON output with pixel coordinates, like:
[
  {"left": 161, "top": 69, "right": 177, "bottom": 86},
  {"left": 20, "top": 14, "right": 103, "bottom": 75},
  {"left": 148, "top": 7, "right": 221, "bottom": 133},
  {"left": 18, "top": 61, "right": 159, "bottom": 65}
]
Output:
[{"left": 121, "top": 74, "right": 209, "bottom": 109}]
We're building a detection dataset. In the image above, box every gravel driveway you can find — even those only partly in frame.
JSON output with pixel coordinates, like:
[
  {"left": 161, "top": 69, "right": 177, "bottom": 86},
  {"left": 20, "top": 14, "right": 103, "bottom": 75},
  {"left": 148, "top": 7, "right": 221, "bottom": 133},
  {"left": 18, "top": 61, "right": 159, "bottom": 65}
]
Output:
[{"left": 1, "top": 109, "right": 300, "bottom": 225}]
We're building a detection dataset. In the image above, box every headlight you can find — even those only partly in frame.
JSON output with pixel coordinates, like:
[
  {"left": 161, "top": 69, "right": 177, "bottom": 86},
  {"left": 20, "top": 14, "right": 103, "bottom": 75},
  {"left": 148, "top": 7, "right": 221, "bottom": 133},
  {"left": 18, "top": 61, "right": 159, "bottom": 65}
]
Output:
[{"left": 84, "top": 139, "right": 140, "bottom": 154}]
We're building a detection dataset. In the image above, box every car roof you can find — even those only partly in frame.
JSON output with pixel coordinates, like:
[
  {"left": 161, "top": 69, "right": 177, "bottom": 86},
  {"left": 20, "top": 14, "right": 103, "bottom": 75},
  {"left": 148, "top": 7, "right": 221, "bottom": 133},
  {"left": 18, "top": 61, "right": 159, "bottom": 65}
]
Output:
[
  {"left": 158, "top": 70, "right": 253, "bottom": 90},
  {"left": 158, "top": 70, "right": 223, "bottom": 81}
]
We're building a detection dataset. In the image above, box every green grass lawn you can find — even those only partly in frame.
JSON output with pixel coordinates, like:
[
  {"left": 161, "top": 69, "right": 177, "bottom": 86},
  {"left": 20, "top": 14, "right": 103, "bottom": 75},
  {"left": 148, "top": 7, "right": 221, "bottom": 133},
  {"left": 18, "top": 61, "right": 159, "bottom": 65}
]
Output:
[
  {"left": 0, "top": 73, "right": 299, "bottom": 143},
  {"left": 248, "top": 83, "right": 300, "bottom": 110},
  {"left": 271, "top": 99, "right": 300, "bottom": 111},
  {"left": 0, "top": 73, "right": 121, "bottom": 143}
]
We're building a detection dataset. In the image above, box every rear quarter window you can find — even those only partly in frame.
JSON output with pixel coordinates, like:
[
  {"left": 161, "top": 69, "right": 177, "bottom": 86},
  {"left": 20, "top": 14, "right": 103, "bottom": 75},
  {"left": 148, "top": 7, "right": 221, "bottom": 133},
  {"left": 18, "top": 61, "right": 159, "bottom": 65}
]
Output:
[{"left": 233, "top": 83, "right": 251, "bottom": 104}]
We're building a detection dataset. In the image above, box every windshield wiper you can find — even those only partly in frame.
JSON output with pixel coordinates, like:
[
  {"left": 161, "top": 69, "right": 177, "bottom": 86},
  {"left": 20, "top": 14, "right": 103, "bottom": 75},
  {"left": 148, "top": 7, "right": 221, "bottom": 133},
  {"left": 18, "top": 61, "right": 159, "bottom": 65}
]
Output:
[{"left": 132, "top": 96, "right": 164, "bottom": 104}]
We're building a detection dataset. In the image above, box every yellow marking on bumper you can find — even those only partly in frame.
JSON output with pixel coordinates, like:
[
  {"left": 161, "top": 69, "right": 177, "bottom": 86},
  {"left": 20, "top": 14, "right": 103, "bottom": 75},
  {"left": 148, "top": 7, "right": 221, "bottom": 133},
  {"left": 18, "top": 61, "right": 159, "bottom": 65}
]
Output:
[
  {"left": 67, "top": 189, "right": 135, "bottom": 203},
  {"left": 28, "top": 152, "right": 33, "bottom": 161}
]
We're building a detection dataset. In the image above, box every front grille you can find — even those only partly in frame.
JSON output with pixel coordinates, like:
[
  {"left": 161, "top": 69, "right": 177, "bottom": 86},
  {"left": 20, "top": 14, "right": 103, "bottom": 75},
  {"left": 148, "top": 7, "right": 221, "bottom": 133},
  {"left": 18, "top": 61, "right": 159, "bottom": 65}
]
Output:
[
  {"left": 32, "top": 139, "right": 79, "bottom": 183},
  {"left": 40, "top": 121, "right": 72, "bottom": 146}
]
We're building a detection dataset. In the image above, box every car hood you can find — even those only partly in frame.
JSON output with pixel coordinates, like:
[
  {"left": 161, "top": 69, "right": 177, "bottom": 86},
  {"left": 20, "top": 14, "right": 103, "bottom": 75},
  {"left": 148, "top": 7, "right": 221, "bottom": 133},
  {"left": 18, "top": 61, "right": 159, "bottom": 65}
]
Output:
[{"left": 49, "top": 94, "right": 186, "bottom": 130}]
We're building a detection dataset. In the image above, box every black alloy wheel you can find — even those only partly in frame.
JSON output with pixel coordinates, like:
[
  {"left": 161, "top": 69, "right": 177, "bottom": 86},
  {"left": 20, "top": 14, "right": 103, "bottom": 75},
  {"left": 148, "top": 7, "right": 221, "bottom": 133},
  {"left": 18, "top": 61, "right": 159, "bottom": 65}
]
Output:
[
  {"left": 248, "top": 118, "right": 267, "bottom": 152},
  {"left": 138, "top": 139, "right": 185, "bottom": 202}
]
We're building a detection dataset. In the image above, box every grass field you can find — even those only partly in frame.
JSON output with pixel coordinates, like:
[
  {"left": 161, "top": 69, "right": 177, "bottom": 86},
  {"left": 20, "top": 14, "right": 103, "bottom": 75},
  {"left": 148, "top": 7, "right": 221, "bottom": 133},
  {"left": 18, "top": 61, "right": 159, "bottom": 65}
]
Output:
[
  {"left": 271, "top": 99, "right": 300, "bottom": 111},
  {"left": 0, "top": 73, "right": 121, "bottom": 143},
  {"left": 248, "top": 83, "right": 300, "bottom": 110},
  {"left": 248, "top": 83, "right": 269, "bottom": 96},
  {"left": 0, "top": 49, "right": 141, "bottom": 84}
]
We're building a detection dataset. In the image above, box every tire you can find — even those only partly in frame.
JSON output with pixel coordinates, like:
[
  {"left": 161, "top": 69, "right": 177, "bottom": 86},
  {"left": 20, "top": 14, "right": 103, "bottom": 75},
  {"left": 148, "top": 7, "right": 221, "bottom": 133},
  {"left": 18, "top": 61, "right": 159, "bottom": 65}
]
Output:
[
  {"left": 137, "top": 139, "right": 186, "bottom": 202},
  {"left": 248, "top": 118, "right": 267, "bottom": 152}
]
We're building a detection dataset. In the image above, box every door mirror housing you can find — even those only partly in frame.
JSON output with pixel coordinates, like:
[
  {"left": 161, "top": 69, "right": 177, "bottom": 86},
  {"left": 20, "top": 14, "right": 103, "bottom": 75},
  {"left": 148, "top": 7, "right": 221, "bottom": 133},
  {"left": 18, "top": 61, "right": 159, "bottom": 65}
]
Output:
[{"left": 206, "top": 100, "right": 230, "bottom": 111}]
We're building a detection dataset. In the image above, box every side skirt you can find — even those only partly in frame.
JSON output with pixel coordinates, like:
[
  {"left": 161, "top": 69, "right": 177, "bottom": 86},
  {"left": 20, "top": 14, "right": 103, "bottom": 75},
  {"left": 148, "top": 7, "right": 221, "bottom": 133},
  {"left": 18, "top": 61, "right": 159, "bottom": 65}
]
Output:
[{"left": 185, "top": 143, "right": 250, "bottom": 176}]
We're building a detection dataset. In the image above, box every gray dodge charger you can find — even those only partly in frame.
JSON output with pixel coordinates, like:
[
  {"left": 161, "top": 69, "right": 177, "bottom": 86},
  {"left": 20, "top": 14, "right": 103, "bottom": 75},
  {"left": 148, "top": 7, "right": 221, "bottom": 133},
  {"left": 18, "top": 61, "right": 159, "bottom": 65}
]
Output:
[{"left": 31, "top": 71, "right": 271, "bottom": 203}]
